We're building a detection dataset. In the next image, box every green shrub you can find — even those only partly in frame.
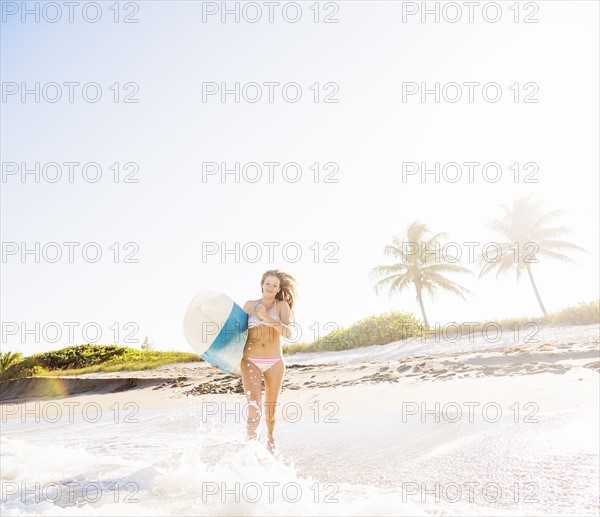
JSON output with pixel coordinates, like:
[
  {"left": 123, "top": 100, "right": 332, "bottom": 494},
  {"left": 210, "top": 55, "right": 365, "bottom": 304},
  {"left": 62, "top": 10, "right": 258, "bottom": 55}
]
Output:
[
  {"left": 283, "top": 300, "right": 599, "bottom": 355},
  {"left": 284, "top": 311, "right": 424, "bottom": 355},
  {"left": 0, "top": 344, "right": 201, "bottom": 381},
  {"left": 36, "top": 344, "right": 129, "bottom": 370}
]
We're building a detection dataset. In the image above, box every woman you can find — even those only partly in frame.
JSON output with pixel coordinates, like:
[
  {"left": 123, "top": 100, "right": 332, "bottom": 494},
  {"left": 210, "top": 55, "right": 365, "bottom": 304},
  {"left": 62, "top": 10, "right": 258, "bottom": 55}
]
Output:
[{"left": 241, "top": 269, "right": 297, "bottom": 453}]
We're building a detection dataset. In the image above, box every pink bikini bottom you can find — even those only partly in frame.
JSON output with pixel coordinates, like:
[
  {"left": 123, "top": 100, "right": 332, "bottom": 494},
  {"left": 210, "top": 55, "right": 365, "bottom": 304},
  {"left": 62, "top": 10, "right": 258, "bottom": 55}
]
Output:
[{"left": 243, "top": 356, "right": 283, "bottom": 373}]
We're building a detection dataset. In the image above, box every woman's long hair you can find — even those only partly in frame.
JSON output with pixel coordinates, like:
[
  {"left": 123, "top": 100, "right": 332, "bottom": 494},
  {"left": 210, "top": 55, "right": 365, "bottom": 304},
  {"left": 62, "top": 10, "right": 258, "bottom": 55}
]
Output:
[{"left": 260, "top": 269, "right": 297, "bottom": 315}]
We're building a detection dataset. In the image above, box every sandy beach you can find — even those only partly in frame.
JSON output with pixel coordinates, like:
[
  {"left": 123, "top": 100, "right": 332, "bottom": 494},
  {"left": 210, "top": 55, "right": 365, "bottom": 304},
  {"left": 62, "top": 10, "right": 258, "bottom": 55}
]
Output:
[
  {"left": 1, "top": 324, "right": 599, "bottom": 516},
  {"left": 4, "top": 0, "right": 598, "bottom": 514}
]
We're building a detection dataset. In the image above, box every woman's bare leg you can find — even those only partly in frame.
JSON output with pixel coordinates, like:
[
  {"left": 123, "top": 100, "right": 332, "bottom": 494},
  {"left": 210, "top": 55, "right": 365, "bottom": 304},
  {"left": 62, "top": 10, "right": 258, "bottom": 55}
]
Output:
[
  {"left": 263, "top": 359, "right": 285, "bottom": 453},
  {"left": 240, "top": 356, "right": 263, "bottom": 440}
]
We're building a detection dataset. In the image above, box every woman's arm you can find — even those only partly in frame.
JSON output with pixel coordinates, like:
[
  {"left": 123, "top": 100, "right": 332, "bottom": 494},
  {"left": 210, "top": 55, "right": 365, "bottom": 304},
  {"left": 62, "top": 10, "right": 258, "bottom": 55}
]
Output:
[{"left": 262, "top": 301, "right": 293, "bottom": 339}]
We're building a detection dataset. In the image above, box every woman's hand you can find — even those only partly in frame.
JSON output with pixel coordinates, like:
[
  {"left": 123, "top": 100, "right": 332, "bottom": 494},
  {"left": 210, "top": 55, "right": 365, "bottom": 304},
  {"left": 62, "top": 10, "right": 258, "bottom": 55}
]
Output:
[{"left": 255, "top": 304, "right": 269, "bottom": 321}]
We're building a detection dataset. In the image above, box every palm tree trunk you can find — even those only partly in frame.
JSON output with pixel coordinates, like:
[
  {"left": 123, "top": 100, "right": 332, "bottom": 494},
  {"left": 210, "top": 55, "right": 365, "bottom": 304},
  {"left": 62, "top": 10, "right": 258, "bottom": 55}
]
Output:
[
  {"left": 415, "top": 286, "right": 430, "bottom": 328},
  {"left": 526, "top": 263, "right": 548, "bottom": 316}
]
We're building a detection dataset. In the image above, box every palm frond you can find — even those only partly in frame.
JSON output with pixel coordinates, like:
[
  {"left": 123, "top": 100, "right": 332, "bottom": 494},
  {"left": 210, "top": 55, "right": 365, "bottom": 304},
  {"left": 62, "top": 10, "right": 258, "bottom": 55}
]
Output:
[{"left": 484, "top": 197, "right": 583, "bottom": 276}]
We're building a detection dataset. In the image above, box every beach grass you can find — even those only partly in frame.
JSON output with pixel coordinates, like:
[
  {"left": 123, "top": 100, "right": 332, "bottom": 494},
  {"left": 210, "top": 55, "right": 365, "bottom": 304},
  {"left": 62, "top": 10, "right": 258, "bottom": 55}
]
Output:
[
  {"left": 421, "top": 299, "right": 600, "bottom": 336},
  {"left": 283, "top": 299, "right": 599, "bottom": 355},
  {"left": 284, "top": 311, "right": 425, "bottom": 355},
  {"left": 34, "top": 358, "right": 197, "bottom": 377},
  {"left": 1, "top": 301, "right": 597, "bottom": 380},
  {"left": 0, "top": 345, "right": 200, "bottom": 381}
]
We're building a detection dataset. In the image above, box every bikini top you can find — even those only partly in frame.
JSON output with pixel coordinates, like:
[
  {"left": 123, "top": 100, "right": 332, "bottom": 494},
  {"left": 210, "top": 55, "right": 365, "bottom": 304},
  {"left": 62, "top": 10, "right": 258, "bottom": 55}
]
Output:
[{"left": 247, "top": 299, "right": 280, "bottom": 328}]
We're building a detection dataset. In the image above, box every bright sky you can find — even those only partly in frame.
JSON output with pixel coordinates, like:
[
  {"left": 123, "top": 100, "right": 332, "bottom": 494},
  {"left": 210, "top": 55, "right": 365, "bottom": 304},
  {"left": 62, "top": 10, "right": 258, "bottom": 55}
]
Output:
[{"left": 1, "top": 1, "right": 598, "bottom": 354}]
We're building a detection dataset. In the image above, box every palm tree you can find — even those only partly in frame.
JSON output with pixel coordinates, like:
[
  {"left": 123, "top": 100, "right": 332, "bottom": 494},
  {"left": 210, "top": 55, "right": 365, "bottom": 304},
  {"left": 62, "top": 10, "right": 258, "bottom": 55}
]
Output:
[
  {"left": 370, "top": 221, "right": 473, "bottom": 328},
  {"left": 0, "top": 351, "right": 23, "bottom": 373},
  {"left": 479, "top": 195, "right": 585, "bottom": 316}
]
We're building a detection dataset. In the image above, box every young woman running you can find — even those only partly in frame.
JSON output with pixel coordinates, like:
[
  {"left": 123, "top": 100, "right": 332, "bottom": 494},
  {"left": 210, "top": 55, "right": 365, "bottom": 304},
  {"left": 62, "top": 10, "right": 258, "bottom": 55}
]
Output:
[{"left": 241, "top": 269, "right": 297, "bottom": 453}]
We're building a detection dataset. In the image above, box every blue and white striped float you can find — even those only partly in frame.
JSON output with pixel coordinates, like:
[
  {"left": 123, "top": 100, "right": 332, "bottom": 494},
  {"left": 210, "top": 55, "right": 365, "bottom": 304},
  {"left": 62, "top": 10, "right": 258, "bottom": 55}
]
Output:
[{"left": 183, "top": 290, "right": 248, "bottom": 374}]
